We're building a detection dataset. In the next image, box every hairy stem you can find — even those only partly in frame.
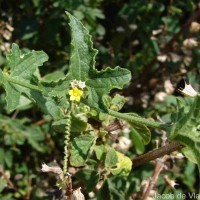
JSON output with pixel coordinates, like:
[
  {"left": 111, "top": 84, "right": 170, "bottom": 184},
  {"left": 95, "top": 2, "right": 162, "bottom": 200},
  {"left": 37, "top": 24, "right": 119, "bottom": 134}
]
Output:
[
  {"left": 132, "top": 141, "right": 184, "bottom": 168},
  {"left": 108, "top": 109, "right": 167, "bottom": 130},
  {"left": 142, "top": 131, "right": 168, "bottom": 200},
  {"left": 4, "top": 74, "right": 42, "bottom": 92},
  {"left": 142, "top": 158, "right": 164, "bottom": 200},
  {"left": 63, "top": 110, "right": 72, "bottom": 175}
]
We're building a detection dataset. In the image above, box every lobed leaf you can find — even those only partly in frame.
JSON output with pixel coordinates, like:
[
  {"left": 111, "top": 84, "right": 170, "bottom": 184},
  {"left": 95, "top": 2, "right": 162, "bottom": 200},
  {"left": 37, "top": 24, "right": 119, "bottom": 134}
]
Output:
[
  {"left": 86, "top": 67, "right": 131, "bottom": 112},
  {"left": 7, "top": 43, "right": 48, "bottom": 80},
  {"left": 66, "top": 11, "right": 98, "bottom": 81},
  {"left": 0, "top": 45, "right": 62, "bottom": 119},
  {"left": 43, "top": 12, "right": 131, "bottom": 112}
]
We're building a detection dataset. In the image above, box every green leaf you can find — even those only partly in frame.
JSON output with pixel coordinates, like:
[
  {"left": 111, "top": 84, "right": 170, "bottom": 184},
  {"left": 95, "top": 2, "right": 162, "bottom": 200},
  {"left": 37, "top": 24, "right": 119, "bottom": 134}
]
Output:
[
  {"left": 42, "top": 71, "right": 65, "bottom": 83},
  {"left": 67, "top": 11, "right": 131, "bottom": 112},
  {"left": 97, "top": 177, "right": 126, "bottom": 200},
  {"left": 0, "top": 73, "right": 62, "bottom": 119},
  {"left": 97, "top": 180, "right": 112, "bottom": 200},
  {"left": 0, "top": 179, "right": 7, "bottom": 193},
  {"left": 182, "top": 148, "right": 197, "bottom": 164},
  {"left": 75, "top": 169, "right": 100, "bottom": 192},
  {"left": 70, "top": 132, "right": 96, "bottom": 167},
  {"left": 26, "top": 126, "right": 45, "bottom": 152},
  {"left": 130, "top": 128, "right": 145, "bottom": 154},
  {"left": 26, "top": 90, "right": 63, "bottom": 120},
  {"left": 52, "top": 116, "right": 87, "bottom": 133},
  {"left": 0, "top": 115, "right": 45, "bottom": 152},
  {"left": 1, "top": 45, "right": 63, "bottom": 119},
  {"left": 0, "top": 43, "right": 48, "bottom": 111},
  {"left": 94, "top": 145, "right": 106, "bottom": 160},
  {"left": 0, "top": 69, "right": 20, "bottom": 111},
  {"left": 66, "top": 12, "right": 98, "bottom": 81},
  {"left": 7, "top": 43, "right": 48, "bottom": 80},
  {"left": 44, "top": 12, "right": 131, "bottom": 112},
  {"left": 128, "top": 113, "right": 151, "bottom": 145},
  {"left": 129, "top": 123, "right": 151, "bottom": 145},
  {"left": 0, "top": 148, "right": 5, "bottom": 168},
  {"left": 85, "top": 67, "right": 131, "bottom": 112},
  {"left": 169, "top": 95, "right": 200, "bottom": 174},
  {"left": 6, "top": 44, "right": 48, "bottom": 111},
  {"left": 110, "top": 152, "right": 132, "bottom": 177},
  {"left": 183, "top": 160, "right": 196, "bottom": 190},
  {"left": 4, "top": 151, "right": 13, "bottom": 168},
  {"left": 110, "top": 94, "right": 126, "bottom": 111},
  {"left": 105, "top": 147, "right": 118, "bottom": 168}
]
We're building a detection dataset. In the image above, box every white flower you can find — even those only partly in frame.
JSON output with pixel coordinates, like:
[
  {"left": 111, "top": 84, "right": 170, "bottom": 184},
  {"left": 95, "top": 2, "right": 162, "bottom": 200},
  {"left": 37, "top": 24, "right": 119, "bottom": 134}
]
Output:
[
  {"left": 70, "top": 80, "right": 86, "bottom": 89},
  {"left": 71, "top": 79, "right": 79, "bottom": 88},
  {"left": 78, "top": 81, "right": 86, "bottom": 89},
  {"left": 178, "top": 83, "right": 198, "bottom": 97}
]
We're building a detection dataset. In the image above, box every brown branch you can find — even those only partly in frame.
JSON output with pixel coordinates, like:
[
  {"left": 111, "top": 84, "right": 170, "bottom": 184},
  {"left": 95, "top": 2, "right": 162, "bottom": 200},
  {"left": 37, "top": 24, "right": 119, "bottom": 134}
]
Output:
[
  {"left": 141, "top": 131, "right": 168, "bottom": 199},
  {"left": 142, "top": 158, "right": 164, "bottom": 200},
  {"left": 132, "top": 141, "right": 184, "bottom": 169}
]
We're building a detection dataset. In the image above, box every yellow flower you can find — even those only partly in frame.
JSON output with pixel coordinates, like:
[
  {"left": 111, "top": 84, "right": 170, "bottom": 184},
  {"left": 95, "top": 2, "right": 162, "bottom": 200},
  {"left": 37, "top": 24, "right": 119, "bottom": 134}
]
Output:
[{"left": 68, "top": 87, "right": 83, "bottom": 102}]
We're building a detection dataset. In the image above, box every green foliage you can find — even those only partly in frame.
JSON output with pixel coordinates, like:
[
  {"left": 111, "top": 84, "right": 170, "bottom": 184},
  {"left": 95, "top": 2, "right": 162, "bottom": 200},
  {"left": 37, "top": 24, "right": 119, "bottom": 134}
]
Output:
[
  {"left": 110, "top": 152, "right": 132, "bottom": 177},
  {"left": 0, "top": 114, "right": 45, "bottom": 152},
  {"left": 105, "top": 147, "right": 118, "bottom": 168},
  {"left": 70, "top": 132, "right": 96, "bottom": 167},
  {"left": 169, "top": 95, "right": 200, "bottom": 171},
  {"left": 1, "top": 44, "right": 48, "bottom": 110},
  {"left": 41, "top": 12, "right": 131, "bottom": 112},
  {"left": 0, "top": 1, "right": 200, "bottom": 199},
  {"left": 0, "top": 46, "right": 62, "bottom": 119},
  {"left": 75, "top": 169, "right": 100, "bottom": 192}
]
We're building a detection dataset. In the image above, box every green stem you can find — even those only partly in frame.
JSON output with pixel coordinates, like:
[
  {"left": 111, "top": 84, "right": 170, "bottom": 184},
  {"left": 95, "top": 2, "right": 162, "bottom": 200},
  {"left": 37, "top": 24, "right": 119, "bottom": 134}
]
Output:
[
  {"left": 63, "top": 110, "right": 71, "bottom": 175},
  {"left": 5, "top": 75, "right": 42, "bottom": 92},
  {"left": 108, "top": 109, "right": 168, "bottom": 130}
]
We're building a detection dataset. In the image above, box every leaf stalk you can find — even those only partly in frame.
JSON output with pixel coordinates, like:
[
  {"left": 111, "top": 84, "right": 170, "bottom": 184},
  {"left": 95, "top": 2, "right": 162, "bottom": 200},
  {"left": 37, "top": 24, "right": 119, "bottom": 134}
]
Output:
[{"left": 108, "top": 109, "right": 168, "bottom": 130}]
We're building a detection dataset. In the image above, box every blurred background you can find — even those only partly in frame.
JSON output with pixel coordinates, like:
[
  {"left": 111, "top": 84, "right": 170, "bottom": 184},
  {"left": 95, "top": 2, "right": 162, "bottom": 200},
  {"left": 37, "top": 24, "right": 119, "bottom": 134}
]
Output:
[{"left": 0, "top": 0, "right": 200, "bottom": 199}]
